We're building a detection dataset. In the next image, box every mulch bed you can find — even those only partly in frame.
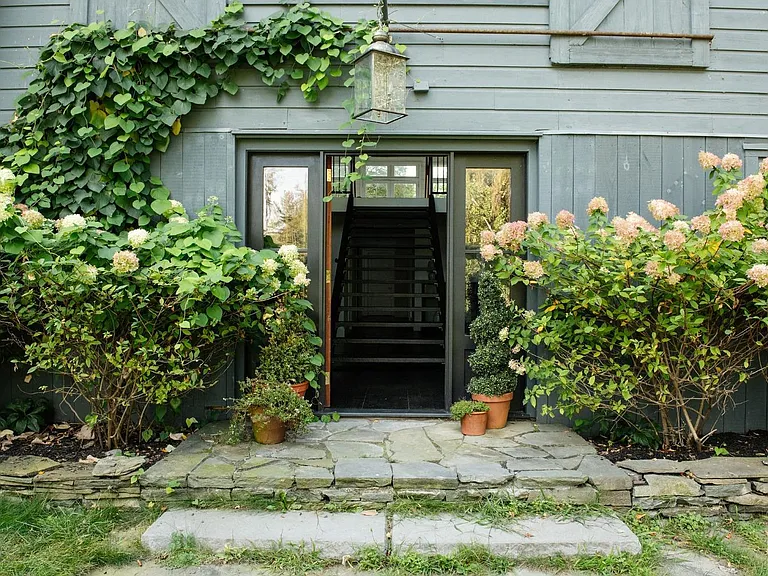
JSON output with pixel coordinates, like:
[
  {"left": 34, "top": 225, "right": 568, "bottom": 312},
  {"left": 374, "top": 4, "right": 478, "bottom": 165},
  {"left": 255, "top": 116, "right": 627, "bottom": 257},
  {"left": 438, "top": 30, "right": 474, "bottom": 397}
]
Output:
[
  {"left": 593, "top": 429, "right": 768, "bottom": 463},
  {"left": 0, "top": 423, "right": 181, "bottom": 467}
]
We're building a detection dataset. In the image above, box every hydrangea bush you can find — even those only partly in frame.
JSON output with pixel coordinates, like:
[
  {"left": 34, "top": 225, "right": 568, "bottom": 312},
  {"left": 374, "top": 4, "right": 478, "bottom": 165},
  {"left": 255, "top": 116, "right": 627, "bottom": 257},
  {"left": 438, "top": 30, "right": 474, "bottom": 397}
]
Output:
[
  {"left": 0, "top": 170, "right": 317, "bottom": 448},
  {"left": 482, "top": 153, "right": 768, "bottom": 450}
]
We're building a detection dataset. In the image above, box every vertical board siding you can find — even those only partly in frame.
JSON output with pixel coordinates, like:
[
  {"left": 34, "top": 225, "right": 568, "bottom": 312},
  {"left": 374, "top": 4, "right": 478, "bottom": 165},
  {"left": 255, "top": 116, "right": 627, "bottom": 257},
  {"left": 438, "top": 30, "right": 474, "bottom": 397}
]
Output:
[{"left": 543, "top": 134, "right": 768, "bottom": 432}]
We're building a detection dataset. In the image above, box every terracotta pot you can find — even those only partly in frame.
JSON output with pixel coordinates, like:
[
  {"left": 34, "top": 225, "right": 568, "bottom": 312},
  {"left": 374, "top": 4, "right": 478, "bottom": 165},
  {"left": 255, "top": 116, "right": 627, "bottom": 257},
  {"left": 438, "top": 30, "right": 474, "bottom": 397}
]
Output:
[
  {"left": 249, "top": 408, "right": 286, "bottom": 444},
  {"left": 460, "top": 411, "right": 488, "bottom": 436},
  {"left": 290, "top": 380, "right": 310, "bottom": 398},
  {"left": 471, "top": 392, "right": 514, "bottom": 429}
]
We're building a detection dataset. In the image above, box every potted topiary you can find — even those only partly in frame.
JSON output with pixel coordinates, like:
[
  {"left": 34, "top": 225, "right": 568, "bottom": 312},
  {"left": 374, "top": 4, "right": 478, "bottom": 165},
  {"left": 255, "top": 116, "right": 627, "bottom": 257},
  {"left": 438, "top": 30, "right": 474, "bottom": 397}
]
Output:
[
  {"left": 450, "top": 400, "right": 489, "bottom": 436},
  {"left": 467, "top": 270, "right": 519, "bottom": 429},
  {"left": 257, "top": 307, "right": 324, "bottom": 398},
  {"left": 229, "top": 378, "right": 315, "bottom": 444}
]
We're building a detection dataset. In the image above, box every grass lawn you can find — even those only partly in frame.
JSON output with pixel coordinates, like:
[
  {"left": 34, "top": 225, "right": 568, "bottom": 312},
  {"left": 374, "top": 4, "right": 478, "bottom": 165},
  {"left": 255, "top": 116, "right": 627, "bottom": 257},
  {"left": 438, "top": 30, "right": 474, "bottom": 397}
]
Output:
[
  {"left": 0, "top": 495, "right": 766, "bottom": 576},
  {"left": 0, "top": 498, "right": 153, "bottom": 576}
]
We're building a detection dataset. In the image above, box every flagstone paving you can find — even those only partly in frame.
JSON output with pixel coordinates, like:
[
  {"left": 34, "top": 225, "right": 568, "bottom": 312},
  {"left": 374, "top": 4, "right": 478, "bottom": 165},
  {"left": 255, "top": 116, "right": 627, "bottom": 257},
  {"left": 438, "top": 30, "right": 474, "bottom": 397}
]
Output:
[{"left": 139, "top": 418, "right": 632, "bottom": 506}]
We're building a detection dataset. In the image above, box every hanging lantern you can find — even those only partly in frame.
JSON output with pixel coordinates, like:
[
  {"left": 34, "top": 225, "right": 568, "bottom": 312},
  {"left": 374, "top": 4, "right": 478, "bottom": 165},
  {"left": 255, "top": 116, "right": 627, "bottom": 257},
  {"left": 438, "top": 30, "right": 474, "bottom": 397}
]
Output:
[{"left": 353, "top": 28, "right": 409, "bottom": 124}]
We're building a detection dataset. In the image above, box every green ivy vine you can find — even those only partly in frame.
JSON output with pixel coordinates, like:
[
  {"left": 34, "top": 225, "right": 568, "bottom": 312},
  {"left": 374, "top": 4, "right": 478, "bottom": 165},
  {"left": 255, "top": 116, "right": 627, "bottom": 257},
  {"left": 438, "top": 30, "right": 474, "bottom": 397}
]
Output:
[{"left": 0, "top": 2, "right": 376, "bottom": 228}]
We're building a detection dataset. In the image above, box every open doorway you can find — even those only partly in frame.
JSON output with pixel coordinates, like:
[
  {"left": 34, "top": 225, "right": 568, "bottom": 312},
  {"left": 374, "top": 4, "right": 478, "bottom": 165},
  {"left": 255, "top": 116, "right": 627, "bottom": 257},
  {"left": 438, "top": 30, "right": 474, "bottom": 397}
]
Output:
[{"left": 329, "top": 155, "right": 448, "bottom": 412}]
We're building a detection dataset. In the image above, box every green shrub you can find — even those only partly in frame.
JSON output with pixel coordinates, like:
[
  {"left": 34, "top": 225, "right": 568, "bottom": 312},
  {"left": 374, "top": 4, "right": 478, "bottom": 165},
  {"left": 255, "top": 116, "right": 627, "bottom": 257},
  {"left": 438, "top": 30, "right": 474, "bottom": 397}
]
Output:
[
  {"left": 0, "top": 172, "right": 315, "bottom": 448},
  {"left": 0, "top": 398, "right": 53, "bottom": 434},
  {"left": 483, "top": 152, "right": 768, "bottom": 449},
  {"left": 467, "top": 271, "right": 520, "bottom": 398},
  {"left": 257, "top": 301, "right": 324, "bottom": 390},
  {"left": 450, "top": 400, "right": 489, "bottom": 420}
]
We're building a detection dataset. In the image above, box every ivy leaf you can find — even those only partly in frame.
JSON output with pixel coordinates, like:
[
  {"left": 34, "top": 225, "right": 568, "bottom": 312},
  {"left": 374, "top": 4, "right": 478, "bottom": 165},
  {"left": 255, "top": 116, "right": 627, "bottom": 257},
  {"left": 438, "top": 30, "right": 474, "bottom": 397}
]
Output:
[
  {"left": 295, "top": 53, "right": 309, "bottom": 64},
  {"left": 171, "top": 118, "right": 182, "bottom": 136},
  {"left": 132, "top": 36, "right": 152, "bottom": 52},
  {"left": 222, "top": 80, "right": 239, "bottom": 95},
  {"left": 103, "top": 115, "right": 120, "bottom": 130},
  {"left": 113, "top": 161, "right": 130, "bottom": 173},
  {"left": 151, "top": 199, "right": 172, "bottom": 214},
  {"left": 206, "top": 304, "right": 223, "bottom": 323},
  {"left": 87, "top": 147, "right": 102, "bottom": 158},
  {"left": 114, "top": 93, "right": 132, "bottom": 106}
]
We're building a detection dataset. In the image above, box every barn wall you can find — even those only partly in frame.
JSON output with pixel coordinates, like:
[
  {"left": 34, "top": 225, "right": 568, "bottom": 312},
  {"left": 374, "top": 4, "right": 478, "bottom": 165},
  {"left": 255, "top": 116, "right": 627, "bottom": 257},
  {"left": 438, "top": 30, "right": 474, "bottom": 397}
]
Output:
[{"left": 1, "top": 0, "right": 767, "bottom": 430}]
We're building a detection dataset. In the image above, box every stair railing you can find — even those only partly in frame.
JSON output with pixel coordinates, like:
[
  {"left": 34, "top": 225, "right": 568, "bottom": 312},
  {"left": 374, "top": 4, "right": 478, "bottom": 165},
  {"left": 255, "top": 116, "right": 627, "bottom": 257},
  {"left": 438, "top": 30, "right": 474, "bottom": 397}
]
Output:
[
  {"left": 330, "top": 192, "right": 355, "bottom": 338},
  {"left": 427, "top": 194, "right": 447, "bottom": 323}
]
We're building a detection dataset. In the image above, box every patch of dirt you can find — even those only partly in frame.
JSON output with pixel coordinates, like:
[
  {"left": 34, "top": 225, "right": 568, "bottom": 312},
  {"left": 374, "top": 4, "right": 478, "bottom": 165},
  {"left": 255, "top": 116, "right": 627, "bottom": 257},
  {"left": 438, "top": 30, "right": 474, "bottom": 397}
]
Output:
[
  {"left": 593, "top": 429, "right": 768, "bottom": 463},
  {"left": 0, "top": 423, "right": 182, "bottom": 466}
]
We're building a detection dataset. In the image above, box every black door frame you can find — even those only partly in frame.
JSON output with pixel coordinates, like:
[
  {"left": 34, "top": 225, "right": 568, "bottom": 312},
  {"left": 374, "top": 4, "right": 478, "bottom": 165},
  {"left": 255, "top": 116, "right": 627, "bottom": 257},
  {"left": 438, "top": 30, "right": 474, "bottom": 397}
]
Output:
[{"left": 237, "top": 137, "right": 537, "bottom": 414}]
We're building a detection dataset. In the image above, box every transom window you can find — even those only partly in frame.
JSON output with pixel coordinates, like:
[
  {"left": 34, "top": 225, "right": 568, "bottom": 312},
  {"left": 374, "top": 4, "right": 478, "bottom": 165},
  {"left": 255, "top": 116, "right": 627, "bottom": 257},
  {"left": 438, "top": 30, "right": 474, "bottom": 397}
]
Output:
[{"left": 360, "top": 157, "right": 426, "bottom": 198}]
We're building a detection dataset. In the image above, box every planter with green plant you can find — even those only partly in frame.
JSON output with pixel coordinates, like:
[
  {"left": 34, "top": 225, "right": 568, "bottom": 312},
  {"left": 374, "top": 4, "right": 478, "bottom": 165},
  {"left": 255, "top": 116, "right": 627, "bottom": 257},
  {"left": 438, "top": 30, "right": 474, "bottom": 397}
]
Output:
[
  {"left": 450, "top": 400, "right": 490, "bottom": 436},
  {"left": 229, "top": 378, "right": 315, "bottom": 444},
  {"left": 257, "top": 285, "right": 324, "bottom": 398},
  {"left": 467, "top": 269, "right": 521, "bottom": 429}
]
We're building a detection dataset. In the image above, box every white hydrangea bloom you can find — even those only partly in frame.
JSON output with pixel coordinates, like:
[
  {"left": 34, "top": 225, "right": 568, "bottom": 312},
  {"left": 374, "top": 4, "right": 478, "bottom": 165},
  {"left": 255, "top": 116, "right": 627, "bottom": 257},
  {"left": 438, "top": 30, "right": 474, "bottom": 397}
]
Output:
[
  {"left": 112, "top": 250, "right": 139, "bottom": 274},
  {"left": 293, "top": 272, "right": 311, "bottom": 287},
  {"left": 260, "top": 258, "right": 278, "bottom": 276},
  {"left": 288, "top": 258, "right": 308, "bottom": 277},
  {"left": 0, "top": 168, "right": 15, "bottom": 195},
  {"left": 278, "top": 244, "right": 300, "bottom": 262},
  {"left": 0, "top": 194, "right": 14, "bottom": 223},
  {"left": 127, "top": 228, "right": 150, "bottom": 248},
  {"left": 169, "top": 216, "right": 188, "bottom": 224},
  {"left": 498, "top": 327, "right": 509, "bottom": 341},
  {"left": 21, "top": 209, "right": 44, "bottom": 229},
  {"left": 58, "top": 214, "right": 87, "bottom": 231}
]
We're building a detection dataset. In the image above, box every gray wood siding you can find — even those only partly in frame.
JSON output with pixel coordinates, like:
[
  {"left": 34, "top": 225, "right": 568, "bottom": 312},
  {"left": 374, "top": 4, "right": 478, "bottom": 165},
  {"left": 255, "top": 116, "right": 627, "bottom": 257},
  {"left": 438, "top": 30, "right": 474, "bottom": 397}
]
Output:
[
  {"left": 536, "top": 134, "right": 768, "bottom": 432},
  {"left": 2, "top": 1, "right": 767, "bottom": 135}
]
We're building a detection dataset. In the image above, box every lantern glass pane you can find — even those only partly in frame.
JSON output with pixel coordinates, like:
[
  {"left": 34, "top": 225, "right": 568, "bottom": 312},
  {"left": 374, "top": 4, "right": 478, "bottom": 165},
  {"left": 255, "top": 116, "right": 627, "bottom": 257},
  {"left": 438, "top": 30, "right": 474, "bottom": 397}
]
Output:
[{"left": 353, "top": 52, "right": 374, "bottom": 119}]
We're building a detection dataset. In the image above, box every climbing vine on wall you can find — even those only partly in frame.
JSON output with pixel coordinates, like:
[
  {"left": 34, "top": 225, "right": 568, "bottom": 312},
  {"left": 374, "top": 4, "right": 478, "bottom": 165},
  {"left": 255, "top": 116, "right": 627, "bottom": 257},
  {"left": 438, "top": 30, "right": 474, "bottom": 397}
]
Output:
[{"left": 0, "top": 2, "right": 374, "bottom": 228}]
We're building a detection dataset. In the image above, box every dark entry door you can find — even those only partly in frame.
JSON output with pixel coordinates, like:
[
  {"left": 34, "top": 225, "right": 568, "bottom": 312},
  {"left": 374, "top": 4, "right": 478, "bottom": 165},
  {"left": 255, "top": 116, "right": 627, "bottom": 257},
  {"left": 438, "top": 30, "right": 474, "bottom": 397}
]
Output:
[{"left": 450, "top": 154, "right": 527, "bottom": 413}]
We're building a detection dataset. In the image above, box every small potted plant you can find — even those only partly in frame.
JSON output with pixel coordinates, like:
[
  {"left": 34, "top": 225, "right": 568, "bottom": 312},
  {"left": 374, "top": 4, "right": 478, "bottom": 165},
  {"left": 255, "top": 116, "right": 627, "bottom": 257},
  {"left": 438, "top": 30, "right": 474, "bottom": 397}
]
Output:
[
  {"left": 229, "top": 378, "right": 315, "bottom": 444},
  {"left": 467, "top": 270, "right": 518, "bottom": 429},
  {"left": 450, "top": 400, "right": 489, "bottom": 436},
  {"left": 258, "top": 308, "right": 324, "bottom": 398}
]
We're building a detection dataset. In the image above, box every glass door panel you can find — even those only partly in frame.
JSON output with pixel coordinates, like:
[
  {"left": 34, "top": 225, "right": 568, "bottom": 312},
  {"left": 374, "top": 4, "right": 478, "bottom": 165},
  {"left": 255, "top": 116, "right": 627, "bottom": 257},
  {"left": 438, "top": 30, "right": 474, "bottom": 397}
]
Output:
[{"left": 451, "top": 155, "right": 526, "bottom": 410}]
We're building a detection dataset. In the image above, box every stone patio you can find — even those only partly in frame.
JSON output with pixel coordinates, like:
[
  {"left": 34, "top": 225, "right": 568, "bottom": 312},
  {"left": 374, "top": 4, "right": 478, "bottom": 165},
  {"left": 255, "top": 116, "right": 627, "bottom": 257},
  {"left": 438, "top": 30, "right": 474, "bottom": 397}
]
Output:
[{"left": 138, "top": 418, "right": 634, "bottom": 506}]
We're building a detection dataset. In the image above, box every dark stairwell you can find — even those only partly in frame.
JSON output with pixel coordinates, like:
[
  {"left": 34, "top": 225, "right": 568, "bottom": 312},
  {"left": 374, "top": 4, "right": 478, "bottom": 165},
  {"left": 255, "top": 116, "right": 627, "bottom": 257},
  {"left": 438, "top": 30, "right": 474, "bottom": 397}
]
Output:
[{"left": 331, "top": 196, "right": 447, "bottom": 411}]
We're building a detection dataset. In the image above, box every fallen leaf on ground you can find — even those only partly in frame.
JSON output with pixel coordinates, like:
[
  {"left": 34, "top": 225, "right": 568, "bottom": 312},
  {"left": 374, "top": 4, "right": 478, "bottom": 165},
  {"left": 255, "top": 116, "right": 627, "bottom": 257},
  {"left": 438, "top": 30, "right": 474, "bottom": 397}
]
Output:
[
  {"left": 163, "top": 444, "right": 175, "bottom": 453},
  {"left": 0, "top": 429, "right": 13, "bottom": 439},
  {"left": 78, "top": 455, "right": 99, "bottom": 464},
  {"left": 361, "top": 510, "right": 378, "bottom": 516},
  {"left": 30, "top": 437, "right": 48, "bottom": 445},
  {"left": 75, "top": 425, "right": 94, "bottom": 441},
  {"left": 169, "top": 432, "right": 185, "bottom": 441},
  {"left": 53, "top": 423, "right": 71, "bottom": 431}
]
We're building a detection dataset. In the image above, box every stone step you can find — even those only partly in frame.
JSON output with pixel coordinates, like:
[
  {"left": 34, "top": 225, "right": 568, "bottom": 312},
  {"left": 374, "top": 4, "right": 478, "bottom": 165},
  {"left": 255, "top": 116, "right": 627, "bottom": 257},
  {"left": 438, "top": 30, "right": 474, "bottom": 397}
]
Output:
[
  {"left": 141, "top": 509, "right": 641, "bottom": 560},
  {"left": 141, "top": 510, "right": 385, "bottom": 559},
  {"left": 391, "top": 514, "right": 642, "bottom": 557}
]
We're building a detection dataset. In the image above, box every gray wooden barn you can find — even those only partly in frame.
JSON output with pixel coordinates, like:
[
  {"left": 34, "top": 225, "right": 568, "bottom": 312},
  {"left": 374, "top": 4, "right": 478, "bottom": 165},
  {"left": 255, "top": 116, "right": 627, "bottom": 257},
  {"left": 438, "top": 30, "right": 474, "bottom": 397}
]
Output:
[{"left": 1, "top": 0, "right": 767, "bottom": 431}]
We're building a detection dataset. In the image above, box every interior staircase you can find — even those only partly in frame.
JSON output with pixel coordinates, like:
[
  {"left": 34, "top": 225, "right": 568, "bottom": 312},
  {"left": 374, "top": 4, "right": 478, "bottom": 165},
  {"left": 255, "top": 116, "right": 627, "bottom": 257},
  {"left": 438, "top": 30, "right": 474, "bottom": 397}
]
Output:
[{"left": 331, "top": 198, "right": 447, "bottom": 368}]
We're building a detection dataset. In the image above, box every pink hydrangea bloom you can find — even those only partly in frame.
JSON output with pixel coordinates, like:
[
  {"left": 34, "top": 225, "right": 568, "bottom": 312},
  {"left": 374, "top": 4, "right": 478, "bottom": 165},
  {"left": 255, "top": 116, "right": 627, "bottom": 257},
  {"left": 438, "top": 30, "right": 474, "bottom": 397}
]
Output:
[
  {"left": 626, "top": 212, "right": 656, "bottom": 232},
  {"left": 737, "top": 174, "right": 766, "bottom": 200},
  {"left": 527, "top": 212, "right": 549, "bottom": 228},
  {"left": 480, "top": 230, "right": 496, "bottom": 244},
  {"left": 672, "top": 221, "right": 690, "bottom": 232},
  {"left": 555, "top": 210, "right": 575, "bottom": 229},
  {"left": 496, "top": 221, "right": 527, "bottom": 249},
  {"left": 760, "top": 157, "right": 768, "bottom": 175},
  {"left": 663, "top": 230, "right": 686, "bottom": 251},
  {"left": 648, "top": 199, "right": 680, "bottom": 221},
  {"left": 747, "top": 264, "right": 768, "bottom": 288},
  {"left": 719, "top": 220, "right": 746, "bottom": 242},
  {"left": 690, "top": 215, "right": 711, "bottom": 234},
  {"left": 613, "top": 216, "right": 639, "bottom": 243},
  {"left": 523, "top": 260, "right": 545, "bottom": 280},
  {"left": 644, "top": 261, "right": 662, "bottom": 278},
  {"left": 698, "top": 151, "right": 722, "bottom": 171},
  {"left": 715, "top": 188, "right": 746, "bottom": 219},
  {"left": 667, "top": 271, "right": 682, "bottom": 286},
  {"left": 480, "top": 244, "right": 500, "bottom": 261},
  {"left": 721, "top": 153, "right": 743, "bottom": 171},
  {"left": 586, "top": 197, "right": 609, "bottom": 215},
  {"left": 751, "top": 239, "right": 768, "bottom": 254}
]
